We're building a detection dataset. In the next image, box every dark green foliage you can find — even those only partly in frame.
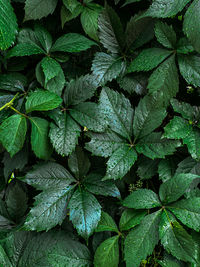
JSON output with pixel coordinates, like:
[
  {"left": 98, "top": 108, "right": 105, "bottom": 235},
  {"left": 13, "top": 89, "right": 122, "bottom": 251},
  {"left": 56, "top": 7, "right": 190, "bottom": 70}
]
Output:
[{"left": 0, "top": 0, "right": 200, "bottom": 266}]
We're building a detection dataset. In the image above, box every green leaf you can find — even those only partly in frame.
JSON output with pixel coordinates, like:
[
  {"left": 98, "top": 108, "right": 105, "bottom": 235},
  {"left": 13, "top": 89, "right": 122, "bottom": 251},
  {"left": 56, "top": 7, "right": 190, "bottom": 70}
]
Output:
[
  {"left": 176, "top": 156, "right": 200, "bottom": 176},
  {"left": 51, "top": 33, "right": 96, "bottom": 53},
  {"left": 159, "top": 173, "right": 200, "bottom": 204},
  {"left": 159, "top": 210, "right": 196, "bottom": 263},
  {"left": 64, "top": 74, "right": 97, "bottom": 106},
  {"left": 136, "top": 132, "right": 181, "bottom": 159},
  {"left": 0, "top": 114, "right": 27, "bottom": 157},
  {"left": 95, "top": 211, "right": 118, "bottom": 233},
  {"left": 49, "top": 111, "right": 81, "bottom": 157},
  {"left": 69, "top": 188, "right": 101, "bottom": 239},
  {"left": 0, "top": 73, "right": 26, "bottom": 92},
  {"left": 40, "top": 57, "right": 62, "bottom": 86},
  {"left": 119, "top": 209, "right": 147, "bottom": 231},
  {"left": 24, "top": 0, "right": 58, "bottom": 21},
  {"left": 147, "top": 55, "right": 179, "bottom": 106},
  {"left": 157, "top": 253, "right": 184, "bottom": 267},
  {"left": 0, "top": 245, "right": 12, "bottom": 267},
  {"left": 25, "top": 89, "right": 62, "bottom": 113},
  {"left": 183, "top": 0, "right": 200, "bottom": 53},
  {"left": 158, "top": 157, "right": 179, "bottom": 182},
  {"left": 128, "top": 48, "right": 172, "bottom": 72},
  {"left": 170, "top": 98, "right": 195, "bottom": 120},
  {"left": 133, "top": 95, "right": 166, "bottom": 139},
  {"left": 81, "top": 3, "right": 103, "bottom": 41},
  {"left": 99, "top": 87, "right": 134, "bottom": 140},
  {"left": 155, "top": 21, "right": 176, "bottom": 49},
  {"left": 94, "top": 236, "right": 119, "bottom": 267},
  {"left": 84, "top": 173, "right": 120, "bottom": 198},
  {"left": 0, "top": 0, "right": 18, "bottom": 50},
  {"left": 61, "top": 4, "right": 82, "bottom": 27},
  {"left": 143, "top": 0, "right": 190, "bottom": 18},
  {"left": 63, "top": 0, "right": 81, "bottom": 13},
  {"left": 98, "top": 4, "right": 124, "bottom": 54},
  {"left": 163, "top": 116, "right": 192, "bottom": 139},
  {"left": 137, "top": 157, "right": 159, "bottom": 180},
  {"left": 178, "top": 54, "right": 200, "bottom": 87},
  {"left": 123, "top": 189, "right": 161, "bottom": 209},
  {"left": 104, "top": 145, "right": 137, "bottom": 180},
  {"left": 30, "top": 117, "right": 53, "bottom": 160},
  {"left": 168, "top": 197, "right": 200, "bottom": 231},
  {"left": 85, "top": 130, "right": 127, "bottom": 158},
  {"left": 122, "top": 0, "right": 142, "bottom": 6},
  {"left": 91, "top": 52, "right": 124, "bottom": 86},
  {"left": 34, "top": 24, "right": 52, "bottom": 53},
  {"left": 70, "top": 102, "right": 107, "bottom": 133},
  {"left": 125, "top": 210, "right": 161, "bottom": 267},
  {"left": 183, "top": 128, "right": 200, "bottom": 160},
  {"left": 68, "top": 146, "right": 90, "bottom": 179},
  {"left": 177, "top": 37, "right": 194, "bottom": 54}
]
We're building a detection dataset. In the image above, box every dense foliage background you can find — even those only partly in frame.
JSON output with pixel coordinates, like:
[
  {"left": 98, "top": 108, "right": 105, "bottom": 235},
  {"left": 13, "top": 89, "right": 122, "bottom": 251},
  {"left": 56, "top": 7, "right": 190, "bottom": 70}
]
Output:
[{"left": 0, "top": 0, "right": 200, "bottom": 266}]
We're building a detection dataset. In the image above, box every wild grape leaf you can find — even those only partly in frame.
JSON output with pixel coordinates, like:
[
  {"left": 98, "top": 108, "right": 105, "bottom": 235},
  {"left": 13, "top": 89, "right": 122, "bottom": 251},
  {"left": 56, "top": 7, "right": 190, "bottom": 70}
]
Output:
[
  {"left": 128, "top": 48, "right": 172, "bottom": 72},
  {"left": 125, "top": 210, "right": 161, "bottom": 267},
  {"left": 0, "top": 0, "right": 18, "bottom": 50},
  {"left": 168, "top": 197, "right": 200, "bottom": 231},
  {"left": 0, "top": 114, "right": 27, "bottom": 157},
  {"left": 155, "top": 21, "right": 176, "bottom": 49},
  {"left": 25, "top": 89, "right": 62, "bottom": 113},
  {"left": 119, "top": 209, "right": 147, "bottom": 231},
  {"left": 68, "top": 188, "right": 101, "bottom": 239},
  {"left": 30, "top": 117, "right": 53, "bottom": 160},
  {"left": 159, "top": 173, "right": 200, "bottom": 204},
  {"left": 94, "top": 236, "right": 119, "bottom": 267},
  {"left": 24, "top": 0, "right": 58, "bottom": 21},
  {"left": 123, "top": 189, "right": 161, "bottom": 209},
  {"left": 95, "top": 211, "right": 118, "bottom": 233},
  {"left": 183, "top": 0, "right": 200, "bottom": 53},
  {"left": 159, "top": 210, "right": 197, "bottom": 263}
]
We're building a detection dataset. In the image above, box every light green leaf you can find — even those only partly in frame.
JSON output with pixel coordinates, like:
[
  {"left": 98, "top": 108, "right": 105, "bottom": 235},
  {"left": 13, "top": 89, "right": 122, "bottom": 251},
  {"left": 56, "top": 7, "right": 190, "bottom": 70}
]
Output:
[
  {"left": 133, "top": 95, "right": 166, "bottom": 139},
  {"left": 163, "top": 116, "right": 192, "bottom": 139},
  {"left": 183, "top": 128, "right": 200, "bottom": 160},
  {"left": 69, "top": 188, "right": 101, "bottom": 239},
  {"left": 159, "top": 173, "right": 200, "bottom": 204},
  {"left": 30, "top": 117, "right": 52, "bottom": 159},
  {"left": 95, "top": 211, "right": 118, "bottom": 233},
  {"left": 143, "top": 0, "right": 190, "bottom": 18},
  {"left": 123, "top": 189, "right": 161, "bottom": 209},
  {"left": 0, "top": 0, "right": 18, "bottom": 50},
  {"left": 159, "top": 210, "right": 196, "bottom": 263},
  {"left": 104, "top": 145, "right": 137, "bottom": 180},
  {"left": 0, "top": 114, "right": 27, "bottom": 157},
  {"left": 178, "top": 54, "right": 200, "bottom": 87},
  {"left": 51, "top": 33, "right": 96, "bottom": 53},
  {"left": 25, "top": 89, "right": 62, "bottom": 113},
  {"left": 49, "top": 112, "right": 81, "bottom": 157},
  {"left": 168, "top": 197, "right": 200, "bottom": 231},
  {"left": 183, "top": 0, "right": 200, "bottom": 53},
  {"left": 128, "top": 48, "right": 172, "bottom": 72},
  {"left": 94, "top": 236, "right": 119, "bottom": 267},
  {"left": 155, "top": 21, "right": 176, "bottom": 49},
  {"left": 136, "top": 132, "right": 181, "bottom": 159},
  {"left": 148, "top": 55, "right": 179, "bottom": 106},
  {"left": 91, "top": 52, "right": 124, "bottom": 86},
  {"left": 99, "top": 87, "right": 134, "bottom": 140},
  {"left": 41, "top": 57, "right": 62, "bottom": 86},
  {"left": 119, "top": 209, "right": 146, "bottom": 231},
  {"left": 85, "top": 130, "right": 127, "bottom": 158},
  {"left": 24, "top": 0, "right": 58, "bottom": 21},
  {"left": 125, "top": 210, "right": 161, "bottom": 267}
]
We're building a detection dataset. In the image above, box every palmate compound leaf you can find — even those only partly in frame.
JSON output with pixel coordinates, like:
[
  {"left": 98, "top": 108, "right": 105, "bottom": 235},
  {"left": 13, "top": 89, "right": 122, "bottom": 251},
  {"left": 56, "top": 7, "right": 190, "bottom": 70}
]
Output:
[
  {"left": 125, "top": 210, "right": 162, "bottom": 267},
  {"left": 0, "top": 114, "right": 27, "bottom": 157},
  {"left": 25, "top": 89, "right": 62, "bottom": 113},
  {"left": 91, "top": 52, "right": 124, "bottom": 86},
  {"left": 159, "top": 210, "right": 197, "bottom": 263},
  {"left": 123, "top": 189, "right": 161, "bottom": 209},
  {"left": 98, "top": 87, "right": 134, "bottom": 141},
  {"left": 0, "top": 0, "right": 18, "bottom": 50},
  {"left": 167, "top": 197, "right": 200, "bottom": 231},
  {"left": 49, "top": 111, "right": 81, "bottom": 157},
  {"left": 159, "top": 173, "right": 200, "bottom": 204},
  {"left": 183, "top": 0, "right": 200, "bottom": 53},
  {"left": 154, "top": 21, "right": 176, "bottom": 49},
  {"left": 135, "top": 132, "right": 181, "bottom": 160},
  {"left": 104, "top": 144, "right": 138, "bottom": 180},
  {"left": 147, "top": 55, "right": 179, "bottom": 106},
  {"left": 94, "top": 235, "right": 119, "bottom": 267},
  {"left": 68, "top": 188, "right": 101, "bottom": 240}
]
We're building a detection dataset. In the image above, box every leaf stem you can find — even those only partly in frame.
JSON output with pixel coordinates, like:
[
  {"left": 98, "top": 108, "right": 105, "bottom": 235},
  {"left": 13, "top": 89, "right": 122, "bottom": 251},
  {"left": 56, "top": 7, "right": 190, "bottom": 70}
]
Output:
[{"left": 9, "top": 106, "right": 29, "bottom": 119}]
